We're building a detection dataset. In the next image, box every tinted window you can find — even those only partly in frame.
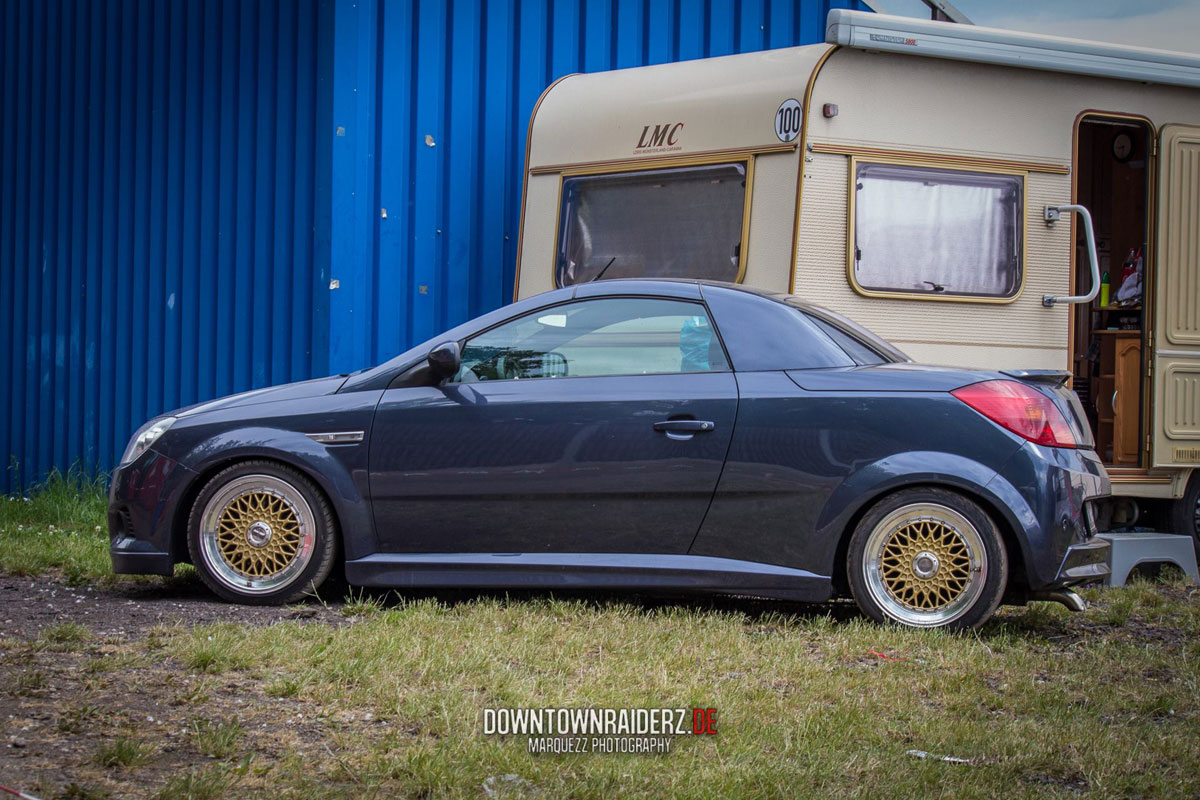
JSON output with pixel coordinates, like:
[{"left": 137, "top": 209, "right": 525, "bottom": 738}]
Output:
[
  {"left": 854, "top": 162, "right": 1023, "bottom": 298},
  {"left": 701, "top": 286, "right": 855, "bottom": 371},
  {"left": 786, "top": 300, "right": 908, "bottom": 364},
  {"left": 808, "top": 316, "right": 887, "bottom": 366},
  {"left": 452, "top": 298, "right": 729, "bottom": 383},
  {"left": 556, "top": 163, "right": 746, "bottom": 287}
]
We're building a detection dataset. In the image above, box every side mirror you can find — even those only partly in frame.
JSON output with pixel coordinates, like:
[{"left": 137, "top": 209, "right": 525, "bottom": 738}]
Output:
[{"left": 427, "top": 341, "right": 462, "bottom": 379}]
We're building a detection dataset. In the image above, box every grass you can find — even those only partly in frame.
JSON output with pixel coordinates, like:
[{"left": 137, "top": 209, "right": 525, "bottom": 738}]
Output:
[
  {"left": 39, "top": 621, "right": 94, "bottom": 649},
  {"left": 191, "top": 717, "right": 243, "bottom": 759},
  {"left": 57, "top": 702, "right": 102, "bottom": 734},
  {"left": 2, "top": 480, "right": 1199, "bottom": 798},
  {"left": 94, "top": 735, "right": 157, "bottom": 768},
  {"left": 0, "top": 468, "right": 112, "bottom": 582},
  {"left": 155, "top": 765, "right": 238, "bottom": 800},
  {"left": 146, "top": 584, "right": 1200, "bottom": 799}
]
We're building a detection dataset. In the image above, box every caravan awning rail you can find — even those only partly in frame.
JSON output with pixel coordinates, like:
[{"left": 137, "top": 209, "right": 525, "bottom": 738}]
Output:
[{"left": 826, "top": 10, "right": 1200, "bottom": 89}]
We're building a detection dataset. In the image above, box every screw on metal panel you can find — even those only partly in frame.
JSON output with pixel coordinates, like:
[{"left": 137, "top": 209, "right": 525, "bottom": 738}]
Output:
[
  {"left": 330, "top": 279, "right": 340, "bottom": 290},
  {"left": 425, "top": 134, "right": 436, "bottom": 147},
  {"left": 418, "top": 285, "right": 429, "bottom": 295},
  {"left": 336, "top": 126, "right": 345, "bottom": 137},
  {"left": 381, "top": 208, "right": 387, "bottom": 218}
]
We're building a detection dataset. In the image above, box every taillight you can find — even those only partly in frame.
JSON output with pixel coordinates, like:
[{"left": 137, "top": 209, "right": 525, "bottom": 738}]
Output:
[{"left": 951, "top": 380, "right": 1077, "bottom": 448}]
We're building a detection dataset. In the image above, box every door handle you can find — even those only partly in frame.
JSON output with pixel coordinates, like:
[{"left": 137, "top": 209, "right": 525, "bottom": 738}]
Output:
[{"left": 653, "top": 420, "right": 715, "bottom": 433}]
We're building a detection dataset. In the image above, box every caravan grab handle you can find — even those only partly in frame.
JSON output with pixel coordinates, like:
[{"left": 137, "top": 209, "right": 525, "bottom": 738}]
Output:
[{"left": 1043, "top": 204, "right": 1100, "bottom": 307}]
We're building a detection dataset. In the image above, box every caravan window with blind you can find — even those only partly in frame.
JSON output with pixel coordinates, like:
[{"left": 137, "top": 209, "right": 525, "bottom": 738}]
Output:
[
  {"left": 852, "top": 162, "right": 1023, "bottom": 299},
  {"left": 555, "top": 163, "right": 747, "bottom": 288}
]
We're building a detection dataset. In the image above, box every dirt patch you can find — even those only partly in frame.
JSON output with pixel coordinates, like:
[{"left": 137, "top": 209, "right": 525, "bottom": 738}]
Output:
[
  {"left": 0, "top": 574, "right": 349, "bottom": 641},
  {"left": 0, "top": 575, "right": 364, "bottom": 799}
]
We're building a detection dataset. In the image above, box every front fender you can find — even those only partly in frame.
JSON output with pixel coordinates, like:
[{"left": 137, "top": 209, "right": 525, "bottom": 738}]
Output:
[{"left": 173, "top": 426, "right": 376, "bottom": 562}]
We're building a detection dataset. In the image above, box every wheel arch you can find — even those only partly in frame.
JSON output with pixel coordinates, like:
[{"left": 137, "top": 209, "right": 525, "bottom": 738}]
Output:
[
  {"left": 828, "top": 480, "right": 1029, "bottom": 600},
  {"left": 167, "top": 428, "right": 374, "bottom": 567},
  {"left": 816, "top": 451, "right": 1033, "bottom": 599},
  {"left": 172, "top": 454, "right": 346, "bottom": 567}
]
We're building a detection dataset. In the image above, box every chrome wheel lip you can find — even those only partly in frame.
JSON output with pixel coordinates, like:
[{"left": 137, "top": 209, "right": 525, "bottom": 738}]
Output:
[
  {"left": 198, "top": 474, "right": 317, "bottom": 596},
  {"left": 862, "top": 502, "right": 987, "bottom": 628}
]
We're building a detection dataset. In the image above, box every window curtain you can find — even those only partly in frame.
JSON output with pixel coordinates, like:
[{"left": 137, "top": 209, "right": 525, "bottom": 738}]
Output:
[
  {"left": 854, "top": 163, "right": 1021, "bottom": 297},
  {"left": 557, "top": 164, "right": 746, "bottom": 287}
]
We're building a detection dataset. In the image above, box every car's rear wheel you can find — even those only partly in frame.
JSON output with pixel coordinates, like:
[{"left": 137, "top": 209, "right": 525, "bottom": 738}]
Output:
[
  {"left": 847, "top": 487, "right": 1007, "bottom": 630},
  {"left": 187, "top": 461, "right": 337, "bottom": 605}
]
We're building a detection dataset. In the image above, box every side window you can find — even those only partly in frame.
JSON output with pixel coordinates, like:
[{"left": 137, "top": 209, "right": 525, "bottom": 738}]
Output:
[
  {"left": 555, "top": 163, "right": 747, "bottom": 287},
  {"left": 808, "top": 316, "right": 887, "bottom": 366},
  {"left": 452, "top": 298, "right": 729, "bottom": 383},
  {"left": 852, "top": 161, "right": 1023, "bottom": 299}
]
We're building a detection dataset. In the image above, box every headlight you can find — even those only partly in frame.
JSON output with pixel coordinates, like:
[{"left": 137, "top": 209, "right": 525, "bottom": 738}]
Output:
[{"left": 120, "top": 417, "right": 176, "bottom": 465}]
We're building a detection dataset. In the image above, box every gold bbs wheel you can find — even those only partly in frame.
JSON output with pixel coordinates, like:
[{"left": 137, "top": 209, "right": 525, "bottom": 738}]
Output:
[
  {"left": 198, "top": 474, "right": 317, "bottom": 595},
  {"left": 862, "top": 503, "right": 988, "bottom": 627}
]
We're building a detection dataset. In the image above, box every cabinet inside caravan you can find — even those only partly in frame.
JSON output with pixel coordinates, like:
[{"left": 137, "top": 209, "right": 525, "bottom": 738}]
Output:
[{"left": 1072, "top": 116, "right": 1153, "bottom": 467}]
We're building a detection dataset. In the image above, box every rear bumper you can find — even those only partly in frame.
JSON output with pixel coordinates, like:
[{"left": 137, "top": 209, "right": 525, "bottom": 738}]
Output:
[
  {"left": 1053, "top": 536, "right": 1111, "bottom": 586},
  {"left": 988, "top": 442, "right": 1112, "bottom": 590}
]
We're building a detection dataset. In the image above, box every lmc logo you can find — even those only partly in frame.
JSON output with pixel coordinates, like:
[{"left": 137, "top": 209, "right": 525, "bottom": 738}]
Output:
[{"left": 636, "top": 122, "right": 684, "bottom": 150}]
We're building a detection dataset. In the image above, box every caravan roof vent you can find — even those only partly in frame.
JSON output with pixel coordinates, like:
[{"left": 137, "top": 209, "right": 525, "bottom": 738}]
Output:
[{"left": 826, "top": 10, "right": 1200, "bottom": 89}]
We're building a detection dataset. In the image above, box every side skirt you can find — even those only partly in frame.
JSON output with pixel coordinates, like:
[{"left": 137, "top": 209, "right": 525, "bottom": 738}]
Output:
[{"left": 343, "top": 552, "right": 832, "bottom": 603}]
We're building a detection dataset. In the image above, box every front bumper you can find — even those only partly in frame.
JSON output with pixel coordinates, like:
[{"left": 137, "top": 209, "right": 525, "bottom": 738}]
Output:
[{"left": 108, "top": 450, "right": 192, "bottom": 575}]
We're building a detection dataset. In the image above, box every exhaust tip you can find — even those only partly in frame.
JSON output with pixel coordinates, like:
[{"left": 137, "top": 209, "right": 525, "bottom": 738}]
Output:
[{"left": 1031, "top": 588, "right": 1087, "bottom": 613}]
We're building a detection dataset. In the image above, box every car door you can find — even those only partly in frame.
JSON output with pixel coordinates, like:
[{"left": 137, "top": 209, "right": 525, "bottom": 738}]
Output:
[{"left": 368, "top": 295, "right": 738, "bottom": 555}]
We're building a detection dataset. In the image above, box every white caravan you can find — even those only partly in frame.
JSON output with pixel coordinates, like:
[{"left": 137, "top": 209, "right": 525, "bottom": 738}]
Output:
[{"left": 513, "top": 10, "right": 1200, "bottom": 538}]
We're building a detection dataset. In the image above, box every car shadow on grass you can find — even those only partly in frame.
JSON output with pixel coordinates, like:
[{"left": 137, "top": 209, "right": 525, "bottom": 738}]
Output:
[{"left": 84, "top": 568, "right": 1158, "bottom": 644}]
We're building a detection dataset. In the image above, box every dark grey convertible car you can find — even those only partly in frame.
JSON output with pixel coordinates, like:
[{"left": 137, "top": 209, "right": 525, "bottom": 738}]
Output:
[{"left": 110, "top": 280, "right": 1110, "bottom": 629}]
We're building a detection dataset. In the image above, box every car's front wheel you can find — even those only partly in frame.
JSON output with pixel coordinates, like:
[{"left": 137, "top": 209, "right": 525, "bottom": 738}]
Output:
[
  {"left": 187, "top": 460, "right": 338, "bottom": 605},
  {"left": 847, "top": 487, "right": 1008, "bottom": 630}
]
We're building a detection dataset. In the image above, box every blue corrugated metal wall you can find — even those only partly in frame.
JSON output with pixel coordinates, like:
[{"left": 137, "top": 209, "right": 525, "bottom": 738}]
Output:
[
  {"left": 328, "top": 0, "right": 868, "bottom": 372},
  {"left": 0, "top": 0, "right": 330, "bottom": 492},
  {"left": 0, "top": 0, "right": 866, "bottom": 491}
]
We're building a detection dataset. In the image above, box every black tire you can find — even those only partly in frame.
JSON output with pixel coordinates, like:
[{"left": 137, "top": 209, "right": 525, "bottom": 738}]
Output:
[
  {"left": 186, "top": 460, "right": 338, "bottom": 605},
  {"left": 846, "top": 487, "right": 1008, "bottom": 630},
  {"left": 1169, "top": 472, "right": 1200, "bottom": 554}
]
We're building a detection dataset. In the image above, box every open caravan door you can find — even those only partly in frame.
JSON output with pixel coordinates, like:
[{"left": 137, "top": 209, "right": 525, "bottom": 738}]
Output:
[{"left": 1152, "top": 125, "right": 1200, "bottom": 468}]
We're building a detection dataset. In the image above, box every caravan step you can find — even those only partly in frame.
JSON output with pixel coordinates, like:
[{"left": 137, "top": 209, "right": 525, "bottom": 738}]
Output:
[{"left": 1096, "top": 532, "right": 1199, "bottom": 587}]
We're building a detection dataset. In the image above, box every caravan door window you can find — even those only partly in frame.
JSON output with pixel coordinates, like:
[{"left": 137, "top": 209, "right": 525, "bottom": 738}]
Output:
[
  {"left": 852, "top": 162, "right": 1023, "bottom": 300},
  {"left": 555, "top": 163, "right": 747, "bottom": 287}
]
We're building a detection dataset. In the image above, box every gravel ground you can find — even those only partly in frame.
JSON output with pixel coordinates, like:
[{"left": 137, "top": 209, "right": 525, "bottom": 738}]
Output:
[{"left": 0, "top": 573, "right": 348, "bottom": 641}]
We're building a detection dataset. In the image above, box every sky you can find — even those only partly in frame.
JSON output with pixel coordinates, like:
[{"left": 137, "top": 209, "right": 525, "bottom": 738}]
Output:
[{"left": 866, "top": 0, "right": 1200, "bottom": 53}]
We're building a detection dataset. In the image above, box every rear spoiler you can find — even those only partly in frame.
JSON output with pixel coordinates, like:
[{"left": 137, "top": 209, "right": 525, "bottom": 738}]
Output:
[{"left": 1000, "top": 369, "right": 1071, "bottom": 387}]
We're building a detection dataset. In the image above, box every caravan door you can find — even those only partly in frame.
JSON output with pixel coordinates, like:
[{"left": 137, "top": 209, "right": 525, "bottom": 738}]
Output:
[{"left": 1152, "top": 125, "right": 1200, "bottom": 468}]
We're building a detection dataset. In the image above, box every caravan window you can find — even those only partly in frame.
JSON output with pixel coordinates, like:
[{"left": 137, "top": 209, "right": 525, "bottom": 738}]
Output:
[
  {"left": 555, "top": 163, "right": 747, "bottom": 287},
  {"left": 852, "top": 162, "right": 1023, "bottom": 300}
]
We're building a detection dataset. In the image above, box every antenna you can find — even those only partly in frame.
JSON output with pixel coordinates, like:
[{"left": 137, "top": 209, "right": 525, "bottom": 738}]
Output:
[{"left": 591, "top": 257, "right": 618, "bottom": 282}]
